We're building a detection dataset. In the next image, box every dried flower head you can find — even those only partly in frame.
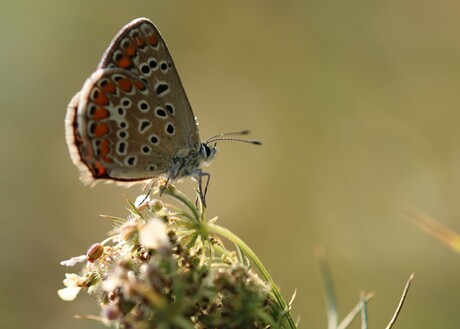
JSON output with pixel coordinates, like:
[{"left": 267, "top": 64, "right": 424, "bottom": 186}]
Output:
[{"left": 58, "top": 185, "right": 294, "bottom": 328}]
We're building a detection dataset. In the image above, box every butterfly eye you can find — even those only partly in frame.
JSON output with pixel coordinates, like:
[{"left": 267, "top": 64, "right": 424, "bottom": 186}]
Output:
[{"left": 201, "top": 143, "right": 214, "bottom": 160}]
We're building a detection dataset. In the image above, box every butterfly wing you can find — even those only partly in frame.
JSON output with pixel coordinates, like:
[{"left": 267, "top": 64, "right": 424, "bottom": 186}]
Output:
[
  {"left": 67, "top": 68, "right": 192, "bottom": 184},
  {"left": 65, "top": 18, "right": 200, "bottom": 185},
  {"left": 99, "top": 17, "right": 200, "bottom": 151}
]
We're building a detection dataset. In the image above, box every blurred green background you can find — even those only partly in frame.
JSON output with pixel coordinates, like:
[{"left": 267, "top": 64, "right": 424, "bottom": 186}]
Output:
[{"left": 2, "top": 1, "right": 460, "bottom": 328}]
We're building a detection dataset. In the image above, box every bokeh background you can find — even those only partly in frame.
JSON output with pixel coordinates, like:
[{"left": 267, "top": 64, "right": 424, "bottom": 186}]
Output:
[{"left": 2, "top": 1, "right": 460, "bottom": 328}]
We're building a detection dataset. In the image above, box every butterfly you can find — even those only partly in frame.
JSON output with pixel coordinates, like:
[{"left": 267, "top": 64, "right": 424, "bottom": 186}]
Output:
[{"left": 65, "top": 18, "right": 260, "bottom": 205}]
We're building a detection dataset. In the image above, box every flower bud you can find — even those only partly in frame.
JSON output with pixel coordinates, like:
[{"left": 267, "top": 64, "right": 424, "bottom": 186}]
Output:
[{"left": 86, "top": 243, "right": 104, "bottom": 263}]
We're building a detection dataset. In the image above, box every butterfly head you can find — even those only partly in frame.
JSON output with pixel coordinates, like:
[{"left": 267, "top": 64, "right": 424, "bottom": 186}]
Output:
[{"left": 200, "top": 142, "right": 217, "bottom": 163}]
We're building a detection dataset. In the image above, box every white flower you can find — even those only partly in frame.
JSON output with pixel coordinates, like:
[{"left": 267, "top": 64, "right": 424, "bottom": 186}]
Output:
[
  {"left": 102, "top": 266, "right": 127, "bottom": 292},
  {"left": 139, "top": 218, "right": 170, "bottom": 250},
  {"left": 60, "top": 255, "right": 86, "bottom": 267},
  {"left": 57, "top": 273, "right": 85, "bottom": 301}
]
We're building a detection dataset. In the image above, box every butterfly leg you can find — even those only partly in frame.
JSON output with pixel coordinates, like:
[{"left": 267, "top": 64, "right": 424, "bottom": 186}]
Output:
[
  {"left": 137, "top": 180, "right": 154, "bottom": 207},
  {"left": 196, "top": 170, "right": 210, "bottom": 208}
]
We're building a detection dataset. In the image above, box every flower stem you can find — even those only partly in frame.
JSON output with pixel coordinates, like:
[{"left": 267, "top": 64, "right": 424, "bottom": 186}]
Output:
[
  {"left": 163, "top": 186, "right": 200, "bottom": 221},
  {"left": 207, "top": 223, "right": 297, "bottom": 329}
]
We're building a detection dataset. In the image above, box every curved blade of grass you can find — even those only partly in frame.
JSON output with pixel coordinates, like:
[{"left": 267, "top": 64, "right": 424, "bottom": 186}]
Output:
[
  {"left": 337, "top": 292, "right": 374, "bottom": 329},
  {"left": 385, "top": 273, "right": 415, "bottom": 329},
  {"left": 360, "top": 292, "right": 368, "bottom": 329},
  {"left": 401, "top": 205, "right": 460, "bottom": 253},
  {"left": 315, "top": 246, "right": 339, "bottom": 329}
]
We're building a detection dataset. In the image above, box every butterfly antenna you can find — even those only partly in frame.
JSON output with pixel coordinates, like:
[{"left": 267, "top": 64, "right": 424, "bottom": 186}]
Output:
[
  {"left": 206, "top": 130, "right": 261, "bottom": 145},
  {"left": 205, "top": 130, "right": 251, "bottom": 142},
  {"left": 206, "top": 137, "right": 262, "bottom": 145}
]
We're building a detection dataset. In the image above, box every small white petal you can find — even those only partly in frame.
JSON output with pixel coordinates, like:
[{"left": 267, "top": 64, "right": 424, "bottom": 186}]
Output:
[
  {"left": 139, "top": 218, "right": 170, "bottom": 250},
  {"left": 135, "top": 194, "right": 150, "bottom": 207},
  {"left": 63, "top": 273, "right": 85, "bottom": 287},
  {"left": 60, "top": 255, "right": 86, "bottom": 266},
  {"left": 58, "top": 286, "right": 82, "bottom": 301}
]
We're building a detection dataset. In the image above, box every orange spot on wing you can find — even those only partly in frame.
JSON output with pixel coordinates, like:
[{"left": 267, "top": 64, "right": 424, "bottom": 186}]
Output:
[
  {"left": 93, "top": 162, "right": 107, "bottom": 176},
  {"left": 94, "top": 123, "right": 109, "bottom": 137},
  {"left": 101, "top": 82, "right": 116, "bottom": 94},
  {"left": 148, "top": 34, "right": 158, "bottom": 47},
  {"left": 118, "top": 78, "right": 133, "bottom": 92},
  {"left": 133, "top": 80, "right": 145, "bottom": 90},
  {"left": 135, "top": 37, "right": 146, "bottom": 48},
  {"left": 93, "top": 90, "right": 109, "bottom": 106},
  {"left": 99, "top": 139, "right": 112, "bottom": 162},
  {"left": 118, "top": 56, "right": 132, "bottom": 69},
  {"left": 92, "top": 107, "right": 109, "bottom": 120},
  {"left": 125, "top": 45, "right": 136, "bottom": 57}
]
